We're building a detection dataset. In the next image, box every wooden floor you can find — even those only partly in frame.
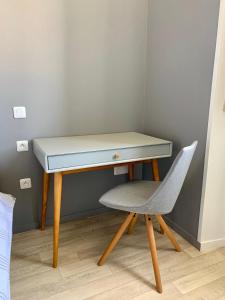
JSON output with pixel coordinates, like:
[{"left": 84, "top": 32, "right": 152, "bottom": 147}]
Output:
[{"left": 11, "top": 212, "right": 225, "bottom": 300}]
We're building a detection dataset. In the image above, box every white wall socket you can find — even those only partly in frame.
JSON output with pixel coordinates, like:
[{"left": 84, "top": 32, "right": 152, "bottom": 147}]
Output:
[
  {"left": 20, "top": 178, "right": 32, "bottom": 189},
  {"left": 114, "top": 166, "right": 128, "bottom": 175},
  {"left": 17, "top": 140, "right": 29, "bottom": 152},
  {"left": 13, "top": 106, "right": 26, "bottom": 119}
]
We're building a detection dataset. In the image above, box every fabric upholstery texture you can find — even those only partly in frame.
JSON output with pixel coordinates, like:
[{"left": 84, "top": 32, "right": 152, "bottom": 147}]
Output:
[
  {"left": 99, "top": 181, "right": 160, "bottom": 212},
  {"left": 0, "top": 193, "right": 15, "bottom": 300},
  {"left": 99, "top": 141, "right": 197, "bottom": 215}
]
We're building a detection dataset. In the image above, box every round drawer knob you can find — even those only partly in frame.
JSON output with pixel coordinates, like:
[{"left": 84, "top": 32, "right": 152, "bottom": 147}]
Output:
[{"left": 113, "top": 153, "right": 120, "bottom": 160}]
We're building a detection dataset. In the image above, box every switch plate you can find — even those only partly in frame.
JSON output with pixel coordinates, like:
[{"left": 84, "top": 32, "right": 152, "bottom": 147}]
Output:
[
  {"left": 17, "top": 140, "right": 29, "bottom": 152},
  {"left": 13, "top": 106, "right": 26, "bottom": 119},
  {"left": 20, "top": 178, "right": 32, "bottom": 189},
  {"left": 114, "top": 166, "right": 128, "bottom": 175}
]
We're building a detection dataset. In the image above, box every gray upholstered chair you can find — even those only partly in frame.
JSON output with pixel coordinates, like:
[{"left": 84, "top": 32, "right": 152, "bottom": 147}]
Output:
[{"left": 97, "top": 141, "right": 197, "bottom": 293}]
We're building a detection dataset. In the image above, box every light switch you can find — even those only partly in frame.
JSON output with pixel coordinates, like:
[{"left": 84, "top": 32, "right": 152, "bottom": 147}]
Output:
[
  {"left": 20, "top": 178, "right": 32, "bottom": 189},
  {"left": 13, "top": 106, "right": 26, "bottom": 119},
  {"left": 17, "top": 140, "right": 29, "bottom": 152}
]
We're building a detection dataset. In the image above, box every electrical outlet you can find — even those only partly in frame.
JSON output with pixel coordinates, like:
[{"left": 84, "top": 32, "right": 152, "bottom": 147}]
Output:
[
  {"left": 20, "top": 178, "right": 32, "bottom": 189},
  {"left": 13, "top": 106, "right": 26, "bottom": 119},
  {"left": 17, "top": 140, "right": 29, "bottom": 152},
  {"left": 114, "top": 166, "right": 128, "bottom": 175}
]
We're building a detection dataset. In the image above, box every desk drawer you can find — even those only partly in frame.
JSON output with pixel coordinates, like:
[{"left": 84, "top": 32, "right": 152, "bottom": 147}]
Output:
[{"left": 47, "top": 144, "right": 171, "bottom": 171}]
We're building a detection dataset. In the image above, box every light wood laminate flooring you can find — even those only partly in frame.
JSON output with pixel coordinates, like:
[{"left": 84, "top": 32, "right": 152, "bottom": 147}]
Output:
[{"left": 11, "top": 212, "right": 225, "bottom": 300}]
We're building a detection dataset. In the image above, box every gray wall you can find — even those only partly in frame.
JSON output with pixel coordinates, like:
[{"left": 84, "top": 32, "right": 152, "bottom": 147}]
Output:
[
  {"left": 0, "top": 0, "right": 148, "bottom": 232},
  {"left": 0, "top": 0, "right": 221, "bottom": 243},
  {"left": 144, "top": 0, "right": 220, "bottom": 243},
  {"left": 66, "top": 0, "right": 148, "bottom": 134}
]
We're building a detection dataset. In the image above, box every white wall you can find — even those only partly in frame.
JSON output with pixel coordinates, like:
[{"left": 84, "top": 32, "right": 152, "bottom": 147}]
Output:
[{"left": 198, "top": 0, "right": 225, "bottom": 250}]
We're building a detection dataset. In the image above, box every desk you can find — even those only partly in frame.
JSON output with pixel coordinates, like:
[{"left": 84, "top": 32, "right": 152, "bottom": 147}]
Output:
[{"left": 33, "top": 132, "right": 172, "bottom": 267}]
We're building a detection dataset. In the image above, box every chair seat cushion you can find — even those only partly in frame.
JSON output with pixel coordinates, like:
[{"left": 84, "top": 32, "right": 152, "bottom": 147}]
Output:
[{"left": 99, "top": 180, "right": 160, "bottom": 213}]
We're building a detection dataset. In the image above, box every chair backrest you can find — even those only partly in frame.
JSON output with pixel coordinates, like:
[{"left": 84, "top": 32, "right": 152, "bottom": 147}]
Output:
[{"left": 143, "top": 141, "right": 198, "bottom": 215}]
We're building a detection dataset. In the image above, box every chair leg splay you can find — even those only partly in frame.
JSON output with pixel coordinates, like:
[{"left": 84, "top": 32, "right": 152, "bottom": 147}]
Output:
[
  {"left": 97, "top": 213, "right": 182, "bottom": 294},
  {"left": 98, "top": 212, "right": 135, "bottom": 266},
  {"left": 96, "top": 142, "right": 197, "bottom": 293}
]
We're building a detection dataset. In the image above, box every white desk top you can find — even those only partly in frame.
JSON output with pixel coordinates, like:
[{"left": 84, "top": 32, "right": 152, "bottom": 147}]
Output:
[{"left": 33, "top": 132, "right": 171, "bottom": 156}]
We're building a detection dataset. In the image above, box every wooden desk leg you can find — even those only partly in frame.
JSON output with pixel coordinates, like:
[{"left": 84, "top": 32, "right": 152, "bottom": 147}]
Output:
[
  {"left": 127, "top": 164, "right": 138, "bottom": 234},
  {"left": 152, "top": 159, "right": 164, "bottom": 234},
  {"left": 128, "top": 163, "right": 134, "bottom": 181},
  {"left": 40, "top": 172, "right": 50, "bottom": 231},
  {"left": 53, "top": 172, "right": 63, "bottom": 268},
  {"left": 152, "top": 159, "right": 160, "bottom": 181}
]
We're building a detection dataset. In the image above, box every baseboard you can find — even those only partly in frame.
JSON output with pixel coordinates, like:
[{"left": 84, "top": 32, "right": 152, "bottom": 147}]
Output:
[
  {"left": 164, "top": 216, "right": 201, "bottom": 250},
  {"left": 13, "top": 221, "right": 39, "bottom": 234},
  {"left": 199, "top": 237, "right": 225, "bottom": 252},
  {"left": 13, "top": 207, "right": 111, "bottom": 233},
  {"left": 46, "top": 207, "right": 110, "bottom": 226}
]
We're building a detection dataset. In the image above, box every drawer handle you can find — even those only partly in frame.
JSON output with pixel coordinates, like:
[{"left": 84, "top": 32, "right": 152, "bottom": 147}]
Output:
[{"left": 113, "top": 153, "right": 120, "bottom": 160}]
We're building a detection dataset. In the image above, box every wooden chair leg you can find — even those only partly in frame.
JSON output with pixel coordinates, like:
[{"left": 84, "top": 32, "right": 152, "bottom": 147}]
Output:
[
  {"left": 156, "top": 215, "right": 181, "bottom": 252},
  {"left": 127, "top": 213, "right": 138, "bottom": 234},
  {"left": 145, "top": 215, "right": 162, "bottom": 293},
  {"left": 159, "top": 226, "right": 165, "bottom": 235},
  {"left": 98, "top": 212, "right": 135, "bottom": 266},
  {"left": 40, "top": 172, "right": 50, "bottom": 231}
]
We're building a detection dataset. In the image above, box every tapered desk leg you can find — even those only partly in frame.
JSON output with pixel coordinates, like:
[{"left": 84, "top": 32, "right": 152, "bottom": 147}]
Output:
[
  {"left": 152, "top": 159, "right": 160, "bottom": 182},
  {"left": 128, "top": 163, "right": 134, "bottom": 181},
  {"left": 127, "top": 164, "right": 137, "bottom": 234},
  {"left": 53, "top": 172, "right": 63, "bottom": 268},
  {"left": 152, "top": 159, "right": 164, "bottom": 234},
  {"left": 40, "top": 172, "right": 50, "bottom": 231}
]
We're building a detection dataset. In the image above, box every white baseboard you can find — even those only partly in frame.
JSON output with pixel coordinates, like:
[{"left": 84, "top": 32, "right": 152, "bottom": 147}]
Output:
[{"left": 199, "top": 237, "right": 225, "bottom": 252}]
